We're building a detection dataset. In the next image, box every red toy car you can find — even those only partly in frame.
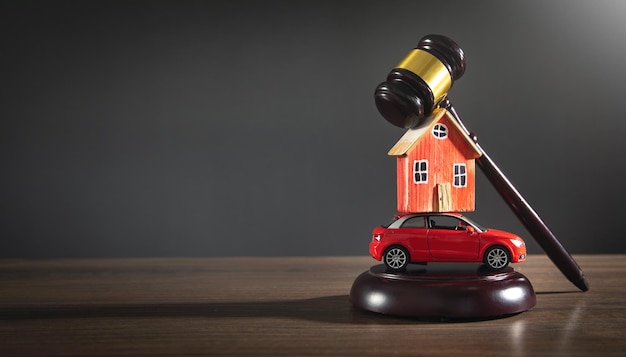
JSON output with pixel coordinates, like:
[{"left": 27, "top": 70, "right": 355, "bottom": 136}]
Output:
[{"left": 369, "top": 213, "right": 526, "bottom": 271}]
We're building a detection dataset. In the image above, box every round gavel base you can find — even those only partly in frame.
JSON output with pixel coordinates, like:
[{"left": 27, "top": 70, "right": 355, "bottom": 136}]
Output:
[{"left": 350, "top": 263, "right": 535, "bottom": 320}]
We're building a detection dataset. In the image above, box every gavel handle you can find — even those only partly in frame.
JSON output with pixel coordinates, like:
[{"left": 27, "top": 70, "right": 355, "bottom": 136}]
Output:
[{"left": 444, "top": 102, "right": 589, "bottom": 292}]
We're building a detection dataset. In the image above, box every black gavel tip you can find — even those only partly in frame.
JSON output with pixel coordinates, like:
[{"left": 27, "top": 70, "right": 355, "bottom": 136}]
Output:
[
  {"left": 374, "top": 81, "right": 426, "bottom": 129},
  {"left": 417, "top": 34, "right": 466, "bottom": 80}
]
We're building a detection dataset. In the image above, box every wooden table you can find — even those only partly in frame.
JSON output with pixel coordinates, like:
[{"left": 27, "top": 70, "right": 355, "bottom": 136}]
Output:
[{"left": 0, "top": 255, "right": 624, "bottom": 356}]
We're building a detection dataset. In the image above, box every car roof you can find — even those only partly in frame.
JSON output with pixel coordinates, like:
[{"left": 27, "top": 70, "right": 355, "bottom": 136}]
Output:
[
  {"left": 388, "top": 212, "right": 486, "bottom": 232},
  {"left": 394, "top": 212, "right": 464, "bottom": 219}
]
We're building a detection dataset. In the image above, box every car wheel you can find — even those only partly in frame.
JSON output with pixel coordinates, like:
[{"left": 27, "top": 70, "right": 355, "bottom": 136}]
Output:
[
  {"left": 484, "top": 246, "right": 510, "bottom": 270},
  {"left": 384, "top": 246, "right": 409, "bottom": 271}
]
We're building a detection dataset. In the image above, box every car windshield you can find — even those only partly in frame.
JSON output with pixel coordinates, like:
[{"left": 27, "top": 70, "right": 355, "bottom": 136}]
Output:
[{"left": 461, "top": 216, "right": 486, "bottom": 232}]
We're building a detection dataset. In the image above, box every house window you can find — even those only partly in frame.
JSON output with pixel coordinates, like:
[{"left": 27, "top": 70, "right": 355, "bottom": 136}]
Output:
[
  {"left": 414, "top": 160, "right": 428, "bottom": 184},
  {"left": 432, "top": 123, "right": 448, "bottom": 139},
  {"left": 453, "top": 163, "right": 467, "bottom": 187}
]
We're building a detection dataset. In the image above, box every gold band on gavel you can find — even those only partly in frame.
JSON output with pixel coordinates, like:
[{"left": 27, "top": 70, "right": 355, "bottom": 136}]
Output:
[{"left": 396, "top": 49, "right": 452, "bottom": 105}]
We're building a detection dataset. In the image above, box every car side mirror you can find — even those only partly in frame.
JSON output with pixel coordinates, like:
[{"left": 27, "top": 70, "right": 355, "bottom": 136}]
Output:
[{"left": 466, "top": 226, "right": 476, "bottom": 234}]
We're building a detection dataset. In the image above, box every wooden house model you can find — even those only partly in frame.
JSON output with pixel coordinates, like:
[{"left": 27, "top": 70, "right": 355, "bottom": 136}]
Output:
[{"left": 388, "top": 108, "right": 483, "bottom": 213}]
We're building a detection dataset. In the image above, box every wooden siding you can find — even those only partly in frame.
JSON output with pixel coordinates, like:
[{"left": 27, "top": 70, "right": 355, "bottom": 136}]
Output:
[{"left": 396, "top": 114, "right": 476, "bottom": 213}]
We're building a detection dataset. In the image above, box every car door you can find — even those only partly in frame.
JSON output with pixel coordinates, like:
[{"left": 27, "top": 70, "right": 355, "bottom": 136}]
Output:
[
  {"left": 427, "top": 215, "right": 479, "bottom": 260},
  {"left": 393, "top": 216, "right": 429, "bottom": 260}
]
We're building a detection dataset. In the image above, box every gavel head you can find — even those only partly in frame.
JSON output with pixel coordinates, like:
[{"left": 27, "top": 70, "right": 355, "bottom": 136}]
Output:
[{"left": 374, "top": 34, "right": 466, "bottom": 128}]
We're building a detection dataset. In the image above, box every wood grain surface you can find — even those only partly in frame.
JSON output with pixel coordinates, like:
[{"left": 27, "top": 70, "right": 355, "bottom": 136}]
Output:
[{"left": 0, "top": 255, "right": 624, "bottom": 356}]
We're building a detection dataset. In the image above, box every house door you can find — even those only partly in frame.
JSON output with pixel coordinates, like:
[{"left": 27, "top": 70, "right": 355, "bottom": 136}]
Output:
[{"left": 434, "top": 183, "right": 451, "bottom": 212}]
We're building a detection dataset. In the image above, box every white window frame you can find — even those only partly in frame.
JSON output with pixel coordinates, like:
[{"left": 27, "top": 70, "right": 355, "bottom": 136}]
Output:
[
  {"left": 432, "top": 123, "right": 448, "bottom": 139},
  {"left": 413, "top": 160, "right": 428, "bottom": 184},
  {"left": 453, "top": 163, "right": 467, "bottom": 188}
]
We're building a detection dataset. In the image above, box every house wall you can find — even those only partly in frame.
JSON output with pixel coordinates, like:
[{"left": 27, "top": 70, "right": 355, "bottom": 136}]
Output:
[{"left": 396, "top": 116, "right": 476, "bottom": 213}]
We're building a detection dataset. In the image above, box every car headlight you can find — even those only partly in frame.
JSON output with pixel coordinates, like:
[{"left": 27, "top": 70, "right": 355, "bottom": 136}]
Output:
[{"left": 510, "top": 239, "right": 524, "bottom": 248}]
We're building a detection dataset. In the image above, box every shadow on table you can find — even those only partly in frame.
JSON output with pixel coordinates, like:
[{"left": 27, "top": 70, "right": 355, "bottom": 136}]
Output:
[{"left": 0, "top": 295, "right": 462, "bottom": 324}]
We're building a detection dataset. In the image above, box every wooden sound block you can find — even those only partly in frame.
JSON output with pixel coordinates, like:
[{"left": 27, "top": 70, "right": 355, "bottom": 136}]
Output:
[{"left": 350, "top": 263, "right": 535, "bottom": 320}]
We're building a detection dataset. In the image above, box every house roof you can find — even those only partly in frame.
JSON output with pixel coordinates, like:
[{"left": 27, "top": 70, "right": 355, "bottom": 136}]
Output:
[{"left": 387, "top": 108, "right": 483, "bottom": 158}]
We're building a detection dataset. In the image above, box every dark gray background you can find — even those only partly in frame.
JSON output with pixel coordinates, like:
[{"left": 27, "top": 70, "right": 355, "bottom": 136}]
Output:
[{"left": 2, "top": 0, "right": 625, "bottom": 258}]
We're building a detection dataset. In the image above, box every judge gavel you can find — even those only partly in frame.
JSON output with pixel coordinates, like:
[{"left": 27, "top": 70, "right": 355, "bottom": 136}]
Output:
[
  {"left": 374, "top": 34, "right": 589, "bottom": 291},
  {"left": 375, "top": 34, "right": 465, "bottom": 129}
]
